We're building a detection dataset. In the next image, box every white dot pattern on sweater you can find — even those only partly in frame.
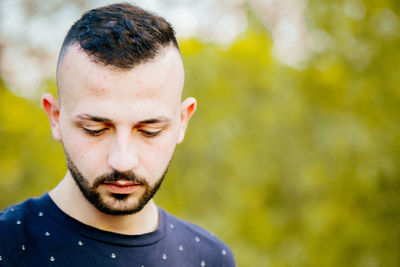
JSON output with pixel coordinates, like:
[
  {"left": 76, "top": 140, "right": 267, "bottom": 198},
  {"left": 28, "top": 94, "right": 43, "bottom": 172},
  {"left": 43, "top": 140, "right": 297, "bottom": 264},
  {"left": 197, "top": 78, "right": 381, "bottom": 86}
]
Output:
[{"left": 2, "top": 198, "right": 235, "bottom": 266}]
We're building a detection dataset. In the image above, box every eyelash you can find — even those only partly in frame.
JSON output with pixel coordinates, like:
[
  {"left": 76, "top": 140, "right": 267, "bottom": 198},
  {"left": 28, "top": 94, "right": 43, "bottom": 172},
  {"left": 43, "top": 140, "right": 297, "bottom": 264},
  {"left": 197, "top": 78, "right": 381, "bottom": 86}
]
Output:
[
  {"left": 139, "top": 130, "right": 162, "bottom": 137},
  {"left": 83, "top": 128, "right": 107, "bottom": 136},
  {"left": 83, "top": 128, "right": 162, "bottom": 138}
]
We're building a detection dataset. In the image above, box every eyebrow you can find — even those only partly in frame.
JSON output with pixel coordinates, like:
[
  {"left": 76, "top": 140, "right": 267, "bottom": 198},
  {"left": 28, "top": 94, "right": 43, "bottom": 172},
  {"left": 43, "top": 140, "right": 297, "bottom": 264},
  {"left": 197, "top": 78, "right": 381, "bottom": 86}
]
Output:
[
  {"left": 75, "top": 114, "right": 111, "bottom": 123},
  {"left": 75, "top": 114, "right": 170, "bottom": 124},
  {"left": 138, "top": 117, "right": 170, "bottom": 124}
]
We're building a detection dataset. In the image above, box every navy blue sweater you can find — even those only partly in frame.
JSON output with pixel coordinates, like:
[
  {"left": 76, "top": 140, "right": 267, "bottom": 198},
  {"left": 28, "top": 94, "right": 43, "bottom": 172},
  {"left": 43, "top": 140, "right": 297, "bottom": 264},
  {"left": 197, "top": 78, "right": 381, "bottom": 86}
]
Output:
[{"left": 0, "top": 194, "right": 235, "bottom": 266}]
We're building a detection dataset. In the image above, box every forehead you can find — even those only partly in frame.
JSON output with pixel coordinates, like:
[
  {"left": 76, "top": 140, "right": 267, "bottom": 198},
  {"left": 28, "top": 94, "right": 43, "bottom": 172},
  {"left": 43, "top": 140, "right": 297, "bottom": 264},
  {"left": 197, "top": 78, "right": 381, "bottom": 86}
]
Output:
[{"left": 57, "top": 45, "right": 184, "bottom": 120}]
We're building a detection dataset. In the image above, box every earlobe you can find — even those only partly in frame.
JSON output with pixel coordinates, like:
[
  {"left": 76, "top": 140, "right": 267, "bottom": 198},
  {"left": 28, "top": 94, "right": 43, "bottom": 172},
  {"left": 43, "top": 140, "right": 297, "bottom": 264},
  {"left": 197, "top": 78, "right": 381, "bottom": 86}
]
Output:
[
  {"left": 177, "top": 97, "right": 197, "bottom": 144},
  {"left": 41, "top": 93, "right": 62, "bottom": 141}
]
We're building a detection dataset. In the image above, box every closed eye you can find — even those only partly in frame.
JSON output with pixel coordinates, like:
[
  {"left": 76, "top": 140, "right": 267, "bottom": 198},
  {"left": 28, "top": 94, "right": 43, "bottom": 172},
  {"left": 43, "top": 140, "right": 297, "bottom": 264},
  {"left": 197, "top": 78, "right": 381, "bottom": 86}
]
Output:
[
  {"left": 83, "top": 128, "right": 107, "bottom": 136},
  {"left": 139, "top": 130, "right": 162, "bottom": 137}
]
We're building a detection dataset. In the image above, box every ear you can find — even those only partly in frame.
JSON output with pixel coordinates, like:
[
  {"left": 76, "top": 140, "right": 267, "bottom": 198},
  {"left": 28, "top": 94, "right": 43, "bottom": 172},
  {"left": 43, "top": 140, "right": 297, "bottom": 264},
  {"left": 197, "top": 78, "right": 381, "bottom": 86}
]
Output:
[
  {"left": 41, "top": 93, "right": 62, "bottom": 141},
  {"left": 177, "top": 97, "right": 197, "bottom": 144}
]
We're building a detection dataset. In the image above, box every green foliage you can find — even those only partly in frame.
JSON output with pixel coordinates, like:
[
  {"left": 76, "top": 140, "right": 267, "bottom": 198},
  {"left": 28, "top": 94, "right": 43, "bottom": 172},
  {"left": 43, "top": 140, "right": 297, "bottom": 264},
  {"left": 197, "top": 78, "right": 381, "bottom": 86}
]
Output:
[
  {"left": 1, "top": 1, "right": 399, "bottom": 266},
  {"left": 0, "top": 78, "right": 65, "bottom": 206}
]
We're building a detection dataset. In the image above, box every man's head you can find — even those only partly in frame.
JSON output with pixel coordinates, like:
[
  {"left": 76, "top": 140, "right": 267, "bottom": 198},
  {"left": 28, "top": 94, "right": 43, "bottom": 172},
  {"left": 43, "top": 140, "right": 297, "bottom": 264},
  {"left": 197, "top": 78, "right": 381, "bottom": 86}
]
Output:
[
  {"left": 58, "top": 2, "right": 179, "bottom": 71},
  {"left": 42, "top": 3, "right": 196, "bottom": 216}
]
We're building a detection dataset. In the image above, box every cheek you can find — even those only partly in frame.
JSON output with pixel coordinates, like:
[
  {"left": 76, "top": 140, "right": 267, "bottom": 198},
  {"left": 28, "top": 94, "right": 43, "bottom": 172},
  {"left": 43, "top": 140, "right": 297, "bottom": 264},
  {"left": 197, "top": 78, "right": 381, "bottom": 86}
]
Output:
[
  {"left": 142, "top": 135, "right": 177, "bottom": 177},
  {"left": 61, "top": 130, "right": 109, "bottom": 177}
]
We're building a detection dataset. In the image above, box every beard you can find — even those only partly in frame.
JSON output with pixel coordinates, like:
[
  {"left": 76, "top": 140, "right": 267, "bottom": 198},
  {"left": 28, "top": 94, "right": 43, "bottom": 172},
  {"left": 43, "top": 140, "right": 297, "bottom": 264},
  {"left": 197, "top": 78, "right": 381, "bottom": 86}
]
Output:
[{"left": 65, "top": 152, "right": 169, "bottom": 216}]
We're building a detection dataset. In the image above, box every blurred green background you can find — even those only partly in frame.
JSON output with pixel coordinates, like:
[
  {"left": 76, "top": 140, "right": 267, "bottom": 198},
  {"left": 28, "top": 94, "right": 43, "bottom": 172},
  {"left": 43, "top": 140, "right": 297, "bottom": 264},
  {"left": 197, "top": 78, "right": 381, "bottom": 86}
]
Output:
[{"left": 1, "top": 0, "right": 400, "bottom": 266}]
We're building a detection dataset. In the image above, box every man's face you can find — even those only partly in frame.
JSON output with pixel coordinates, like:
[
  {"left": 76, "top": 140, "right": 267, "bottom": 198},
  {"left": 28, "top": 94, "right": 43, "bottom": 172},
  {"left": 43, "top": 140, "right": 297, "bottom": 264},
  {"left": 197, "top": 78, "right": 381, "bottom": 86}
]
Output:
[{"left": 47, "top": 44, "right": 194, "bottom": 215}]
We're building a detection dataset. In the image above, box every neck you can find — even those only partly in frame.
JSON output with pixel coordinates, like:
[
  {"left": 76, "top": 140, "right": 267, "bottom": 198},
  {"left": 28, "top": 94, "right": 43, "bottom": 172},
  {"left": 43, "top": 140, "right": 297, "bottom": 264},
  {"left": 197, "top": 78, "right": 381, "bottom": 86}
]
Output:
[{"left": 49, "top": 172, "right": 159, "bottom": 235}]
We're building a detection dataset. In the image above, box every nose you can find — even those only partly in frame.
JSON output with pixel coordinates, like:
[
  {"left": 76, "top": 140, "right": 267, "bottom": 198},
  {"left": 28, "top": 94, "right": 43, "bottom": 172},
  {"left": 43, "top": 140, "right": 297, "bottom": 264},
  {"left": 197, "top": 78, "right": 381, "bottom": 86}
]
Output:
[{"left": 107, "top": 130, "right": 139, "bottom": 172}]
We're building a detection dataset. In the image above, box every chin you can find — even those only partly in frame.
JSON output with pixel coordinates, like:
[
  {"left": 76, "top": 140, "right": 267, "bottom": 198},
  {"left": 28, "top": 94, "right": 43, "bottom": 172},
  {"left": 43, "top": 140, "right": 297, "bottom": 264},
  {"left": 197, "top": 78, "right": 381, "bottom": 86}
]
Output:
[{"left": 94, "top": 193, "right": 149, "bottom": 216}]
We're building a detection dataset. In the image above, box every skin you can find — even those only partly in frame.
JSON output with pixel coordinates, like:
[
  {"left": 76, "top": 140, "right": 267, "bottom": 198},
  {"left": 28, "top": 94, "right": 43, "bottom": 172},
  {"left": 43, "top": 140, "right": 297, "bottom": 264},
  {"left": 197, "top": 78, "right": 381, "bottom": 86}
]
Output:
[{"left": 42, "top": 44, "right": 196, "bottom": 235}]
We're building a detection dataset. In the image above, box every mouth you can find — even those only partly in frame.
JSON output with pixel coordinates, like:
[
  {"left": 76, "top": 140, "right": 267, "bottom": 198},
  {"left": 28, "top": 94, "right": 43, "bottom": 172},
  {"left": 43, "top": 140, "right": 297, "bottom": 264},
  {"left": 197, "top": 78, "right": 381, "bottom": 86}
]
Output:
[{"left": 102, "top": 180, "right": 141, "bottom": 194}]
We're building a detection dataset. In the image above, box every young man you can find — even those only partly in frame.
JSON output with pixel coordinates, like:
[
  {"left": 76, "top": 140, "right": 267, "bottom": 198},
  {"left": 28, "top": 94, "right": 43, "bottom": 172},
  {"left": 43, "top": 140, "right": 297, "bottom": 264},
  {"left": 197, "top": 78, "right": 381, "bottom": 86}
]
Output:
[{"left": 0, "top": 3, "right": 235, "bottom": 266}]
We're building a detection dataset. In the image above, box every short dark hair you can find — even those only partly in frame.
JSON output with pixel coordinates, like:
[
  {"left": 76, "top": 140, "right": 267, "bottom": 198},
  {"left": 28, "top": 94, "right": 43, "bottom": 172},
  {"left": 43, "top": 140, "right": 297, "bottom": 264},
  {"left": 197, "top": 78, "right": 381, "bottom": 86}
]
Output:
[{"left": 58, "top": 2, "right": 179, "bottom": 70}]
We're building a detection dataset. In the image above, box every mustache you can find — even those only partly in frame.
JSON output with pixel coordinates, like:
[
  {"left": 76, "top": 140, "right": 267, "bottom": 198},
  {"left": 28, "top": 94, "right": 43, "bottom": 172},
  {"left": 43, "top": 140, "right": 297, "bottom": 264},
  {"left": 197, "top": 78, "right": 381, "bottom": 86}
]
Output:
[{"left": 92, "top": 170, "right": 148, "bottom": 188}]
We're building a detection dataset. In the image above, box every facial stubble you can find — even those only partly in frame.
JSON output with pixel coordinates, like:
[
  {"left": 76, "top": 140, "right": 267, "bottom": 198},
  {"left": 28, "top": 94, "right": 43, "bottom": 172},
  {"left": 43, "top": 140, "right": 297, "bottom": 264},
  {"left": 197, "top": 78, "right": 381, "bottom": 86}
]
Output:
[{"left": 65, "top": 152, "right": 169, "bottom": 216}]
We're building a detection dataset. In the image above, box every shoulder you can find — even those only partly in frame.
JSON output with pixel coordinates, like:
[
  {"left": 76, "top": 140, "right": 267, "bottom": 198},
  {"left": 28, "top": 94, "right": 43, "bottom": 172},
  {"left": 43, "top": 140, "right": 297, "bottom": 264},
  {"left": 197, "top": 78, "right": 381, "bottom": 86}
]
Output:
[
  {"left": 0, "top": 200, "right": 30, "bottom": 236},
  {"left": 161, "top": 209, "right": 236, "bottom": 266},
  {"left": 0, "top": 195, "right": 48, "bottom": 236},
  {"left": 0, "top": 201, "right": 28, "bottom": 265},
  {"left": 0, "top": 197, "right": 41, "bottom": 265},
  {"left": 165, "top": 211, "right": 226, "bottom": 248}
]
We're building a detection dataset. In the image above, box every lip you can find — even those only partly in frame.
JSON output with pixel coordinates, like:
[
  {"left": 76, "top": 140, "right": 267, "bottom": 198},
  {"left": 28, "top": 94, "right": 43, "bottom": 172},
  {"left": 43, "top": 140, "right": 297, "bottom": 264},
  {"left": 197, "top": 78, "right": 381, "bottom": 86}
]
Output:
[{"left": 103, "top": 181, "right": 141, "bottom": 194}]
